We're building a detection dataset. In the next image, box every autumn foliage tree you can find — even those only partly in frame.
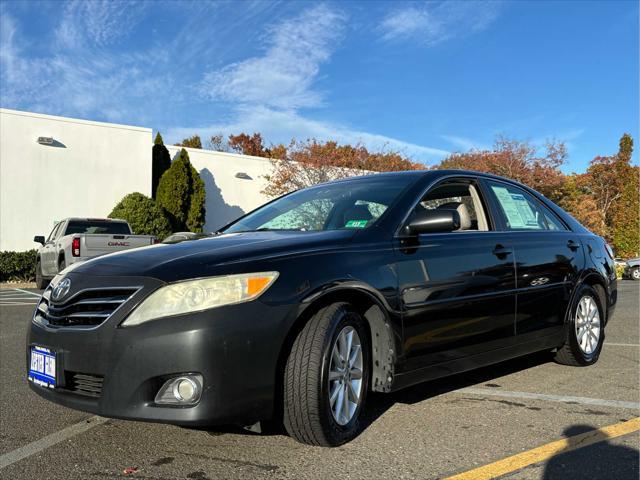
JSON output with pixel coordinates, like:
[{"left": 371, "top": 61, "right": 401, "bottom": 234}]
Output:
[
  {"left": 435, "top": 137, "right": 567, "bottom": 202},
  {"left": 178, "top": 135, "right": 203, "bottom": 149},
  {"left": 262, "top": 139, "right": 422, "bottom": 197}
]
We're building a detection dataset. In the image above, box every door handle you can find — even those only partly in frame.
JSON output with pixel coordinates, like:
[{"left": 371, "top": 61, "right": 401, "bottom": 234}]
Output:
[
  {"left": 567, "top": 240, "right": 580, "bottom": 251},
  {"left": 492, "top": 244, "right": 513, "bottom": 257}
]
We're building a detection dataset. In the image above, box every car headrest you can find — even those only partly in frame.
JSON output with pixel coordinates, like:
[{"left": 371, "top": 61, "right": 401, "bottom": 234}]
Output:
[
  {"left": 343, "top": 205, "right": 373, "bottom": 226},
  {"left": 436, "top": 202, "right": 472, "bottom": 230}
]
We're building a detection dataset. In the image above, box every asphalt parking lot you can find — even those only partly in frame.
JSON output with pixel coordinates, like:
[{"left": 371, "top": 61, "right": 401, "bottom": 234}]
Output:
[{"left": 1, "top": 282, "right": 638, "bottom": 480}]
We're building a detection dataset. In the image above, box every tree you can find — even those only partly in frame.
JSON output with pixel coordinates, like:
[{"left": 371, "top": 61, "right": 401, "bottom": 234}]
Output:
[
  {"left": 109, "top": 192, "right": 172, "bottom": 239},
  {"left": 179, "top": 135, "right": 203, "bottom": 149},
  {"left": 152, "top": 132, "right": 171, "bottom": 199},
  {"left": 156, "top": 148, "right": 206, "bottom": 232},
  {"left": 436, "top": 137, "right": 567, "bottom": 202},
  {"left": 263, "top": 139, "right": 422, "bottom": 197}
]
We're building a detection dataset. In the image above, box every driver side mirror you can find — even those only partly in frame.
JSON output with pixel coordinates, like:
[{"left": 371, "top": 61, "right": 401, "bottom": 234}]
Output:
[
  {"left": 33, "top": 235, "right": 45, "bottom": 245},
  {"left": 404, "top": 209, "right": 460, "bottom": 235}
]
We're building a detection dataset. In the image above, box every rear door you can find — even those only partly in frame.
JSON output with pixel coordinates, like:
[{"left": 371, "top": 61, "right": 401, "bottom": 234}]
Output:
[
  {"left": 394, "top": 176, "right": 517, "bottom": 373},
  {"left": 482, "top": 179, "right": 584, "bottom": 342}
]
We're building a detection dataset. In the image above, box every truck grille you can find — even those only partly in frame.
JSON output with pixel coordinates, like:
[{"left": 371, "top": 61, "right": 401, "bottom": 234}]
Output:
[
  {"left": 64, "top": 371, "right": 104, "bottom": 398},
  {"left": 35, "top": 287, "right": 139, "bottom": 328}
]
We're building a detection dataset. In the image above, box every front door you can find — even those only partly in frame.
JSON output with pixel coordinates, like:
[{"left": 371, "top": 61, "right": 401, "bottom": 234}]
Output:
[{"left": 394, "top": 178, "right": 517, "bottom": 374}]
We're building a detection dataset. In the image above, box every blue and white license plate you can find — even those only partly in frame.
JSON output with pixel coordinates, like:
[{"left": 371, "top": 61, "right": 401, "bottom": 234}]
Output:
[{"left": 28, "top": 346, "right": 56, "bottom": 388}]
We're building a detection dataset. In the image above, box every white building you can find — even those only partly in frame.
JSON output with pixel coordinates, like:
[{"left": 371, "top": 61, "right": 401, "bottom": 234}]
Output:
[{"left": 0, "top": 108, "right": 273, "bottom": 252}]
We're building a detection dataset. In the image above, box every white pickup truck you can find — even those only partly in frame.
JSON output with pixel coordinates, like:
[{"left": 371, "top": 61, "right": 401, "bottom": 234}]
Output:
[{"left": 33, "top": 218, "right": 156, "bottom": 288}]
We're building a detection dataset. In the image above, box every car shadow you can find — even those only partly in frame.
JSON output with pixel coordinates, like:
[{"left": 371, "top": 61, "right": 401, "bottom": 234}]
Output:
[
  {"left": 201, "top": 350, "right": 555, "bottom": 439},
  {"left": 361, "top": 350, "right": 553, "bottom": 428}
]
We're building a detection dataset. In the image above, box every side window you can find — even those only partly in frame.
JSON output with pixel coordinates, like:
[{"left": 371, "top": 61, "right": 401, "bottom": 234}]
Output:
[
  {"left": 487, "top": 181, "right": 566, "bottom": 231},
  {"left": 414, "top": 181, "right": 490, "bottom": 231},
  {"left": 47, "top": 223, "right": 61, "bottom": 242}
]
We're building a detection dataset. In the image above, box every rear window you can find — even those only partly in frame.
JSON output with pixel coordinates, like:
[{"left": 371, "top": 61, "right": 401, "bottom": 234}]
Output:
[{"left": 64, "top": 221, "right": 131, "bottom": 235}]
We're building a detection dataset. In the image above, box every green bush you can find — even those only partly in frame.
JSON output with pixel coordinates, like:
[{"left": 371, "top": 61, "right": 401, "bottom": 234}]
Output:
[
  {"left": 0, "top": 250, "right": 37, "bottom": 282},
  {"left": 109, "top": 192, "right": 172, "bottom": 239},
  {"left": 156, "top": 148, "right": 206, "bottom": 232}
]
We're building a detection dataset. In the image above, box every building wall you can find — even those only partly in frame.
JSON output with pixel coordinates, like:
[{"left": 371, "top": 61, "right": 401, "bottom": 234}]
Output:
[
  {"left": 166, "top": 146, "right": 274, "bottom": 232},
  {"left": 0, "top": 108, "right": 152, "bottom": 251}
]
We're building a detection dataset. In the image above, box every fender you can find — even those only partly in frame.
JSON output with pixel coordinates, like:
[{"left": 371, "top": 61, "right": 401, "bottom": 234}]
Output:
[
  {"left": 564, "top": 268, "right": 611, "bottom": 326},
  {"left": 300, "top": 280, "right": 400, "bottom": 392}
]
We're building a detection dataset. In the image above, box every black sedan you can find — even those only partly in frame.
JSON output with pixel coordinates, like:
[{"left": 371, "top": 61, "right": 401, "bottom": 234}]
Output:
[{"left": 27, "top": 170, "right": 617, "bottom": 446}]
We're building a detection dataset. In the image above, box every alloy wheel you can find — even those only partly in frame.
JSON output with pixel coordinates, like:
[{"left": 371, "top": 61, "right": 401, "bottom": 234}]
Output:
[
  {"left": 575, "top": 295, "right": 601, "bottom": 355},
  {"left": 328, "top": 326, "right": 364, "bottom": 426}
]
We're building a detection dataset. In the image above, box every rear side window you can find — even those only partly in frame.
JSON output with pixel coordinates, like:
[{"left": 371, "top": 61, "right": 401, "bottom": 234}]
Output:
[
  {"left": 487, "top": 181, "right": 567, "bottom": 231},
  {"left": 64, "top": 221, "right": 131, "bottom": 235}
]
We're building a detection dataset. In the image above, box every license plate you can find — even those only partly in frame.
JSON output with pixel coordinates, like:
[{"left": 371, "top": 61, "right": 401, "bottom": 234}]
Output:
[{"left": 28, "top": 346, "right": 56, "bottom": 388}]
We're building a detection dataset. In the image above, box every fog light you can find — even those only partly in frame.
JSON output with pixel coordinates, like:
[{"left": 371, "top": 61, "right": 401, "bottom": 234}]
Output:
[{"left": 155, "top": 374, "right": 203, "bottom": 406}]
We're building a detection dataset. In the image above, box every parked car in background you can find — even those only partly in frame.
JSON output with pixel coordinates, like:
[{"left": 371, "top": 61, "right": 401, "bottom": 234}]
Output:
[
  {"left": 162, "top": 232, "right": 211, "bottom": 244},
  {"left": 33, "top": 218, "right": 156, "bottom": 288},
  {"left": 623, "top": 258, "right": 640, "bottom": 280},
  {"left": 27, "top": 171, "right": 617, "bottom": 447}
]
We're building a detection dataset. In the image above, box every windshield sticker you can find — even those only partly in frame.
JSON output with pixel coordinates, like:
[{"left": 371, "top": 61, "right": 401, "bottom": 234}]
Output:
[{"left": 345, "top": 220, "right": 368, "bottom": 228}]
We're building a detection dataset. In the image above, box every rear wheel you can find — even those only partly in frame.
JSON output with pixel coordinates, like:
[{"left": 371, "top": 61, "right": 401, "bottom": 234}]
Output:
[
  {"left": 555, "top": 284, "right": 604, "bottom": 366},
  {"left": 283, "top": 302, "right": 369, "bottom": 447},
  {"left": 35, "top": 260, "right": 49, "bottom": 290},
  {"left": 58, "top": 257, "right": 66, "bottom": 273}
]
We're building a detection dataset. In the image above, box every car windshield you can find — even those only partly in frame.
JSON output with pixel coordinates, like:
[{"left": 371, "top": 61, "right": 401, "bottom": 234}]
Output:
[
  {"left": 223, "top": 175, "right": 418, "bottom": 233},
  {"left": 65, "top": 221, "right": 131, "bottom": 235}
]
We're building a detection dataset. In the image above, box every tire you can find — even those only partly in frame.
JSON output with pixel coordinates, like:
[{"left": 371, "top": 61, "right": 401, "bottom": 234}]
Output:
[
  {"left": 554, "top": 284, "right": 604, "bottom": 366},
  {"left": 58, "top": 258, "right": 66, "bottom": 273},
  {"left": 631, "top": 267, "right": 640, "bottom": 281},
  {"left": 283, "top": 302, "right": 370, "bottom": 447},
  {"left": 35, "top": 260, "right": 49, "bottom": 290}
]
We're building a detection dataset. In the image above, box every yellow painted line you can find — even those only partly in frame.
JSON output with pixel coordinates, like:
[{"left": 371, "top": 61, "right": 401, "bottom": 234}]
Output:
[{"left": 444, "top": 417, "right": 640, "bottom": 480}]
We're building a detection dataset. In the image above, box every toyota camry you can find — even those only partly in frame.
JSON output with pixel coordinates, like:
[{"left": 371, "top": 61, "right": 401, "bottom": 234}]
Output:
[{"left": 27, "top": 170, "right": 617, "bottom": 446}]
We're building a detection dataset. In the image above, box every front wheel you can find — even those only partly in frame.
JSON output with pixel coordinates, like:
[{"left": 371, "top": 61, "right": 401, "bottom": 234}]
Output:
[
  {"left": 555, "top": 285, "right": 604, "bottom": 366},
  {"left": 631, "top": 267, "right": 640, "bottom": 281},
  {"left": 35, "top": 260, "right": 49, "bottom": 290},
  {"left": 283, "top": 303, "right": 369, "bottom": 447}
]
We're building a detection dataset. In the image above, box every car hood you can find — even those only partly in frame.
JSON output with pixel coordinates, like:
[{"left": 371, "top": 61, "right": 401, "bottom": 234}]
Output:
[{"left": 69, "top": 230, "right": 359, "bottom": 281}]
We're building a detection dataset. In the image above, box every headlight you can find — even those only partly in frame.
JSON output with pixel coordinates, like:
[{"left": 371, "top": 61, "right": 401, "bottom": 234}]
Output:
[{"left": 121, "top": 271, "right": 278, "bottom": 327}]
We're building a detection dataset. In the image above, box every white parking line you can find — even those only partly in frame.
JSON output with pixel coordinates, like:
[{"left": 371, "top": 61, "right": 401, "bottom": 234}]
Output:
[
  {"left": 0, "top": 416, "right": 108, "bottom": 470},
  {"left": 606, "top": 342, "right": 640, "bottom": 347},
  {"left": 12, "top": 288, "right": 42, "bottom": 298},
  {"left": 458, "top": 387, "right": 640, "bottom": 410}
]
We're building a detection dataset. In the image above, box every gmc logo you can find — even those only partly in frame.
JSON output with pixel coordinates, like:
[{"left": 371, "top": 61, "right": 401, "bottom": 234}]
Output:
[{"left": 108, "top": 242, "right": 130, "bottom": 247}]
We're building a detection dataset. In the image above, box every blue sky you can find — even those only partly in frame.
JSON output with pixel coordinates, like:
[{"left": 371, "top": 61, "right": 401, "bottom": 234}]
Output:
[{"left": 1, "top": 0, "right": 637, "bottom": 172}]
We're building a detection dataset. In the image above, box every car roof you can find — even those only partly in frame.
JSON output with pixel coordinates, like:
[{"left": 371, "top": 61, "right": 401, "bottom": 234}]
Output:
[{"left": 64, "top": 217, "right": 127, "bottom": 222}]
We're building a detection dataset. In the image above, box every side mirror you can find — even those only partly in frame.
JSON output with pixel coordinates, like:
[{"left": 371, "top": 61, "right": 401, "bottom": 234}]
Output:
[
  {"left": 33, "top": 235, "right": 45, "bottom": 245},
  {"left": 405, "top": 209, "right": 460, "bottom": 235}
]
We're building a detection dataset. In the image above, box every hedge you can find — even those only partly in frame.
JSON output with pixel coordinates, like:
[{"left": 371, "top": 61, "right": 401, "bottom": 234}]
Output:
[
  {"left": 109, "top": 192, "right": 172, "bottom": 239},
  {"left": 0, "top": 250, "right": 37, "bottom": 282}
]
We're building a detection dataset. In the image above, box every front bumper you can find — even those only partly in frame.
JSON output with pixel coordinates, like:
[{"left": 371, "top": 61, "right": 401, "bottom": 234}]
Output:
[{"left": 27, "top": 272, "right": 297, "bottom": 426}]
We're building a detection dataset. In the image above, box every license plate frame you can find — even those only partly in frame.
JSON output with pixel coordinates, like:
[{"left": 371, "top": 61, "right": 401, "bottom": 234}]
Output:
[{"left": 28, "top": 346, "right": 57, "bottom": 388}]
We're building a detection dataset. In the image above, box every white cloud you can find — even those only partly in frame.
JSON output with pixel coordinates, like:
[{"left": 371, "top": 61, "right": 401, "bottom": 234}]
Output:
[
  {"left": 55, "top": 0, "right": 146, "bottom": 49},
  {"left": 199, "top": 5, "right": 346, "bottom": 109},
  {"left": 440, "top": 134, "right": 490, "bottom": 151},
  {"left": 165, "top": 106, "right": 450, "bottom": 163},
  {"left": 380, "top": 1, "right": 501, "bottom": 45}
]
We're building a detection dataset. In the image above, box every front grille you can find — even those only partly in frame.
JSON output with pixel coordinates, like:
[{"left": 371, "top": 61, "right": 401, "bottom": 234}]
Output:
[
  {"left": 65, "top": 371, "right": 104, "bottom": 398},
  {"left": 35, "top": 287, "right": 138, "bottom": 328}
]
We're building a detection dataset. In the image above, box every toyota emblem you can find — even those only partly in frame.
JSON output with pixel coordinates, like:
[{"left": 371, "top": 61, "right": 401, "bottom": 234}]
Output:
[{"left": 51, "top": 278, "right": 71, "bottom": 301}]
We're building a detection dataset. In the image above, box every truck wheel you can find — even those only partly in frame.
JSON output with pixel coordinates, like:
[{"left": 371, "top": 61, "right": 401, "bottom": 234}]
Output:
[
  {"left": 631, "top": 267, "right": 640, "bottom": 281},
  {"left": 555, "top": 284, "right": 604, "bottom": 366},
  {"left": 58, "top": 258, "right": 66, "bottom": 273},
  {"left": 283, "top": 302, "right": 369, "bottom": 447},
  {"left": 35, "top": 260, "right": 49, "bottom": 290}
]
